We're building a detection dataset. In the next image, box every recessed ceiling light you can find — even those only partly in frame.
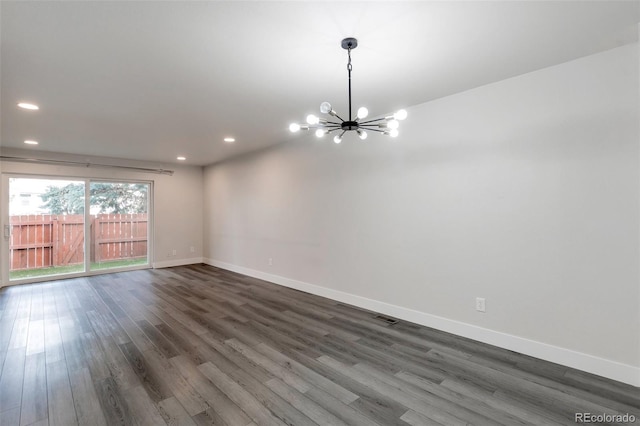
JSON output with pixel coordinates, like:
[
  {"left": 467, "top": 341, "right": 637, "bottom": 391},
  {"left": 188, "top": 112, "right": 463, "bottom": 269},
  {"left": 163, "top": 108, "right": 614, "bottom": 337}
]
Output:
[
  {"left": 18, "top": 102, "right": 39, "bottom": 110},
  {"left": 177, "top": 156, "right": 186, "bottom": 161},
  {"left": 24, "top": 140, "right": 39, "bottom": 145},
  {"left": 224, "top": 137, "right": 235, "bottom": 143}
]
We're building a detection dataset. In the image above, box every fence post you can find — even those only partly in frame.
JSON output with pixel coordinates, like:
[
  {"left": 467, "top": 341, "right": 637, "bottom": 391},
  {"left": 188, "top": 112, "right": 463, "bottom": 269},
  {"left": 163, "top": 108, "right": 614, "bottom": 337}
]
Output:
[{"left": 52, "top": 215, "right": 60, "bottom": 266}]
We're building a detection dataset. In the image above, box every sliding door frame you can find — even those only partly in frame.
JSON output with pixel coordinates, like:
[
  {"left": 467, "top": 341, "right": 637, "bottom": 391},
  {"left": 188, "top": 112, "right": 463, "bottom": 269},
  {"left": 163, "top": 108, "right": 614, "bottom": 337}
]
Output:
[{"left": 1, "top": 173, "right": 154, "bottom": 287}]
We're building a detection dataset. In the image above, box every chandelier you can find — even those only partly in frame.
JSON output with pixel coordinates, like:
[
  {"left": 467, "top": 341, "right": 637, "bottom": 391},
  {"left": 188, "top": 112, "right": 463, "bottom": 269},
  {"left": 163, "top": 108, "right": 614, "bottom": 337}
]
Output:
[{"left": 289, "top": 37, "right": 407, "bottom": 143}]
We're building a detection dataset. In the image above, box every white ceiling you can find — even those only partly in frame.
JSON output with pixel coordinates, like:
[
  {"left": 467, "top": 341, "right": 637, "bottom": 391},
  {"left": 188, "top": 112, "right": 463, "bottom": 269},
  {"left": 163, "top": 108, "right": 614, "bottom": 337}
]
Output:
[{"left": 2, "top": 1, "right": 638, "bottom": 166}]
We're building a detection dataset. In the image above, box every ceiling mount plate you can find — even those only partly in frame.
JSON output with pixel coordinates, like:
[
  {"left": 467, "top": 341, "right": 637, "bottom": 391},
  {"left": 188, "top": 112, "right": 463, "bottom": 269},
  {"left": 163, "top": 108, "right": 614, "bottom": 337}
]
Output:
[{"left": 341, "top": 37, "right": 358, "bottom": 50}]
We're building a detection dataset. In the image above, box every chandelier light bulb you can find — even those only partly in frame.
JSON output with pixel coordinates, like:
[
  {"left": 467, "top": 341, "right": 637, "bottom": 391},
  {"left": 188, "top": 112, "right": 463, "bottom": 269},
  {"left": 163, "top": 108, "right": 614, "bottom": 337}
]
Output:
[
  {"left": 357, "top": 130, "right": 368, "bottom": 140},
  {"left": 390, "top": 129, "right": 399, "bottom": 137},
  {"left": 394, "top": 109, "right": 408, "bottom": 120},
  {"left": 306, "top": 114, "right": 319, "bottom": 125},
  {"left": 357, "top": 107, "right": 369, "bottom": 119},
  {"left": 333, "top": 135, "right": 342, "bottom": 144},
  {"left": 387, "top": 119, "right": 400, "bottom": 130},
  {"left": 315, "top": 129, "right": 325, "bottom": 138},
  {"left": 320, "top": 102, "right": 332, "bottom": 114},
  {"left": 289, "top": 123, "right": 301, "bottom": 132}
]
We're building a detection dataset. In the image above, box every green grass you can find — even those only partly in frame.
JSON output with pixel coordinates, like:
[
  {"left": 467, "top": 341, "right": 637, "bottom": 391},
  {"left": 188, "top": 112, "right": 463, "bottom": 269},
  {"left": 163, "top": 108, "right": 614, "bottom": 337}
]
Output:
[
  {"left": 9, "top": 264, "right": 84, "bottom": 280},
  {"left": 9, "top": 258, "right": 148, "bottom": 280},
  {"left": 90, "top": 258, "right": 148, "bottom": 270}
]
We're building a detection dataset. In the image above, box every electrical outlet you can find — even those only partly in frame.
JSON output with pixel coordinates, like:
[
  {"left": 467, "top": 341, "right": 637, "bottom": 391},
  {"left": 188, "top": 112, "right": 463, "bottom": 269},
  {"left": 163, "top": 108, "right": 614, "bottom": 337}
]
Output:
[
  {"left": 268, "top": 258, "right": 273, "bottom": 266},
  {"left": 190, "top": 246, "right": 195, "bottom": 253},
  {"left": 172, "top": 249, "right": 177, "bottom": 256},
  {"left": 476, "top": 297, "right": 486, "bottom": 313}
]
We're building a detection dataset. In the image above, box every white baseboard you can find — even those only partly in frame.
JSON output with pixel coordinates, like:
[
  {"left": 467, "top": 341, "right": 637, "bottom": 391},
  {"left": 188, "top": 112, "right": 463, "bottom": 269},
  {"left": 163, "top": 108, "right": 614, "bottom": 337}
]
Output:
[
  {"left": 204, "top": 258, "right": 640, "bottom": 387},
  {"left": 153, "top": 257, "right": 204, "bottom": 269}
]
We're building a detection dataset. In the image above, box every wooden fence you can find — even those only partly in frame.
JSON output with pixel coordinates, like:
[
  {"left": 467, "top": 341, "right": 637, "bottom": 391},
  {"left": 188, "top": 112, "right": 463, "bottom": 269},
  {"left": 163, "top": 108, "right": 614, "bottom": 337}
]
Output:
[
  {"left": 10, "top": 213, "right": 148, "bottom": 271},
  {"left": 91, "top": 214, "right": 148, "bottom": 264}
]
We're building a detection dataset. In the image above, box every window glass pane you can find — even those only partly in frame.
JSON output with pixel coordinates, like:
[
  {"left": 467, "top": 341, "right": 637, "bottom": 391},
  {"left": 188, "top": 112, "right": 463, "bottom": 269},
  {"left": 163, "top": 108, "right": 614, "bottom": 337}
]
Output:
[
  {"left": 89, "top": 182, "right": 149, "bottom": 270},
  {"left": 9, "top": 178, "right": 85, "bottom": 280}
]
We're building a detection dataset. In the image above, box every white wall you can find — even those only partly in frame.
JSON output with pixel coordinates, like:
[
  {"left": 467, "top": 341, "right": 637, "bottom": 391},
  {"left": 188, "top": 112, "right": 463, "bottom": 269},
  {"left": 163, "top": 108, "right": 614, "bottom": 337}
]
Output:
[
  {"left": 0, "top": 149, "right": 204, "bottom": 280},
  {"left": 204, "top": 43, "right": 640, "bottom": 385}
]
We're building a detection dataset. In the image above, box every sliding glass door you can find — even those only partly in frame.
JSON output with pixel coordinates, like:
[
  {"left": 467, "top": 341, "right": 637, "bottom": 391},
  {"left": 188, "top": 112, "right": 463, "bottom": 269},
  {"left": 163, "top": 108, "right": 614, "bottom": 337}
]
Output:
[
  {"left": 4, "top": 175, "right": 151, "bottom": 283},
  {"left": 8, "top": 177, "right": 86, "bottom": 280},
  {"left": 90, "top": 182, "right": 149, "bottom": 271}
]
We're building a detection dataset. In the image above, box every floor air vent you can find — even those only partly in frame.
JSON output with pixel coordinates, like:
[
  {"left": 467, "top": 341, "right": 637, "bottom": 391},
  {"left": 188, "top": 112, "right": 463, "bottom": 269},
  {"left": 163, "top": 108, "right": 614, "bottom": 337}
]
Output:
[{"left": 375, "top": 315, "right": 399, "bottom": 325}]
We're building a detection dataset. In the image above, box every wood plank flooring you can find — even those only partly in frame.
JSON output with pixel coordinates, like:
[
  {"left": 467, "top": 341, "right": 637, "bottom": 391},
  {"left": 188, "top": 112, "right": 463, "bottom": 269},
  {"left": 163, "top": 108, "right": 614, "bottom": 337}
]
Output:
[{"left": 0, "top": 264, "right": 638, "bottom": 425}]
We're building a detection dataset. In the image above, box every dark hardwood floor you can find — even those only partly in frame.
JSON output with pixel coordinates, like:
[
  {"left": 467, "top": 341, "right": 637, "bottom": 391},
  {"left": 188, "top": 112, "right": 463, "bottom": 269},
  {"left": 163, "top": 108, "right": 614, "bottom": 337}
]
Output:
[{"left": 0, "top": 264, "right": 638, "bottom": 426}]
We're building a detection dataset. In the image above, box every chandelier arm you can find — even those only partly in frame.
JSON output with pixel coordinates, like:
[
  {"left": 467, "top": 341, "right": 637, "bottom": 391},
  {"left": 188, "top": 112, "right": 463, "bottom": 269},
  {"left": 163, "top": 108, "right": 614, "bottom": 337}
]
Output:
[
  {"left": 358, "top": 126, "right": 389, "bottom": 133},
  {"left": 330, "top": 112, "right": 346, "bottom": 122},
  {"left": 358, "top": 117, "right": 389, "bottom": 125}
]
